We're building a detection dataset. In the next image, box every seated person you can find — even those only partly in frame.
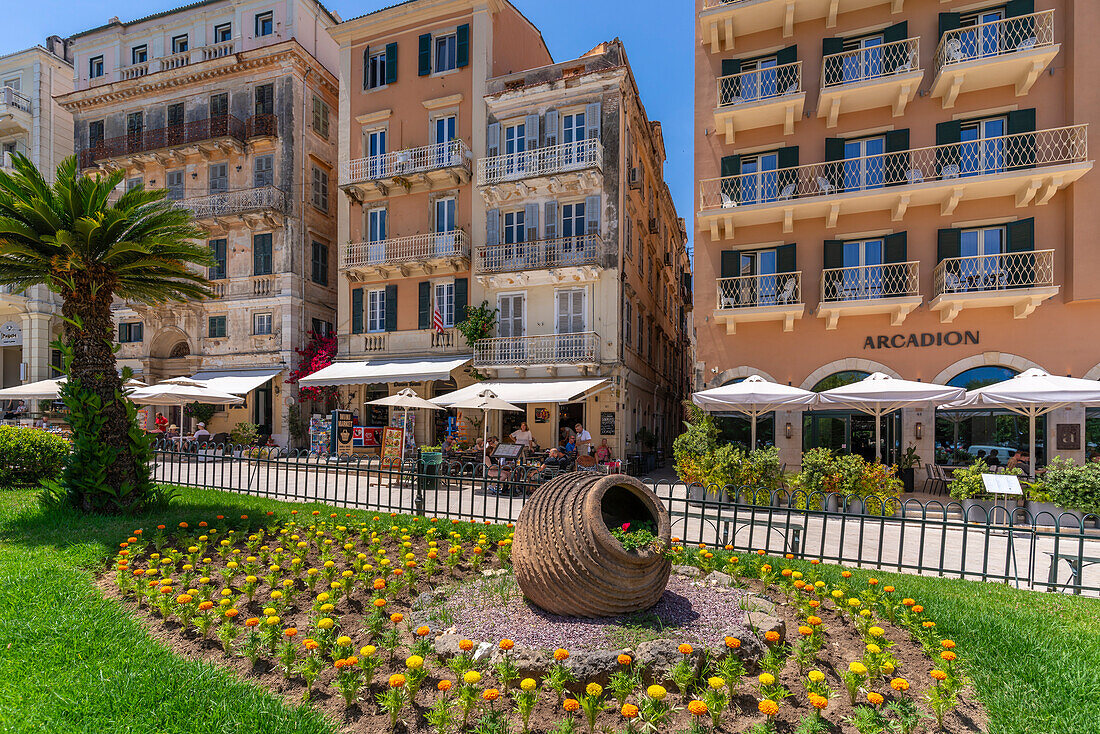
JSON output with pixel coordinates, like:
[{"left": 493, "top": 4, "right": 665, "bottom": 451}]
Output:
[
  {"left": 4, "top": 401, "right": 27, "bottom": 420},
  {"left": 595, "top": 439, "right": 612, "bottom": 463},
  {"left": 473, "top": 437, "right": 486, "bottom": 455},
  {"left": 986, "top": 449, "right": 1002, "bottom": 467},
  {"left": 165, "top": 424, "right": 180, "bottom": 440},
  {"left": 537, "top": 447, "right": 572, "bottom": 477},
  {"left": 192, "top": 422, "right": 212, "bottom": 443}
]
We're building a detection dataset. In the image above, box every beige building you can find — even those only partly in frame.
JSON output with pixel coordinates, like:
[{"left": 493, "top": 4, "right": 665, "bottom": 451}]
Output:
[
  {"left": 0, "top": 37, "right": 73, "bottom": 390},
  {"left": 57, "top": 0, "right": 341, "bottom": 444},
  {"left": 695, "top": 0, "right": 1098, "bottom": 471}
]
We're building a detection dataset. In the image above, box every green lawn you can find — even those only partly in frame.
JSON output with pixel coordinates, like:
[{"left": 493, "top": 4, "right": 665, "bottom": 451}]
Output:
[{"left": 0, "top": 486, "right": 1098, "bottom": 733}]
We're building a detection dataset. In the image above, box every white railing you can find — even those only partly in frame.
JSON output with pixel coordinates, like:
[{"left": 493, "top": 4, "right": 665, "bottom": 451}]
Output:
[
  {"left": 0, "top": 86, "right": 31, "bottom": 113},
  {"left": 474, "top": 332, "right": 601, "bottom": 367},
  {"left": 176, "top": 186, "right": 287, "bottom": 218},
  {"left": 477, "top": 139, "right": 603, "bottom": 186},
  {"left": 699, "top": 125, "right": 1088, "bottom": 210},
  {"left": 476, "top": 234, "right": 611, "bottom": 274},
  {"left": 936, "top": 10, "right": 1055, "bottom": 74},
  {"left": 342, "top": 140, "right": 472, "bottom": 186},
  {"left": 718, "top": 61, "right": 801, "bottom": 107},
  {"left": 822, "top": 37, "right": 920, "bottom": 88},
  {"left": 201, "top": 40, "right": 237, "bottom": 61},
  {"left": 159, "top": 50, "right": 192, "bottom": 71},
  {"left": 716, "top": 272, "right": 801, "bottom": 310},
  {"left": 341, "top": 230, "right": 470, "bottom": 270},
  {"left": 252, "top": 276, "right": 276, "bottom": 297},
  {"left": 209, "top": 282, "right": 226, "bottom": 298},
  {"left": 119, "top": 62, "right": 151, "bottom": 81},
  {"left": 934, "top": 250, "right": 1054, "bottom": 296},
  {"left": 821, "top": 261, "right": 919, "bottom": 303}
]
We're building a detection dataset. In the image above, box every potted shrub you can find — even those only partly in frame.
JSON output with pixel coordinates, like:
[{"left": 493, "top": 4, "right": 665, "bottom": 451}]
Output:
[
  {"left": 1028, "top": 457, "right": 1100, "bottom": 527},
  {"left": 819, "top": 454, "right": 902, "bottom": 515},
  {"left": 229, "top": 422, "right": 259, "bottom": 456},
  {"left": 897, "top": 445, "right": 920, "bottom": 493}
]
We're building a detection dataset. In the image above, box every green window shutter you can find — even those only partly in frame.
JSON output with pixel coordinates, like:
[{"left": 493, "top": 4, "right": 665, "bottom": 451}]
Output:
[
  {"left": 418, "top": 34, "right": 431, "bottom": 76},
  {"left": 456, "top": 24, "right": 469, "bottom": 68},
  {"left": 824, "top": 138, "right": 845, "bottom": 189},
  {"left": 385, "top": 284, "right": 398, "bottom": 332},
  {"left": 418, "top": 281, "right": 430, "bottom": 330},
  {"left": 938, "top": 13, "right": 961, "bottom": 40},
  {"left": 776, "top": 243, "right": 797, "bottom": 273},
  {"left": 777, "top": 146, "right": 799, "bottom": 195},
  {"left": 720, "top": 58, "right": 741, "bottom": 77},
  {"left": 822, "top": 37, "right": 845, "bottom": 85},
  {"left": 885, "top": 129, "right": 910, "bottom": 186},
  {"left": 1008, "top": 108, "right": 1036, "bottom": 135},
  {"left": 352, "top": 288, "right": 364, "bottom": 334},
  {"left": 720, "top": 154, "right": 740, "bottom": 205},
  {"left": 363, "top": 45, "right": 370, "bottom": 90},
  {"left": 1005, "top": 0, "right": 1034, "bottom": 17},
  {"left": 1007, "top": 217, "right": 1036, "bottom": 286},
  {"left": 721, "top": 58, "right": 742, "bottom": 99},
  {"left": 884, "top": 232, "right": 908, "bottom": 263},
  {"left": 883, "top": 21, "right": 908, "bottom": 44},
  {"left": 720, "top": 155, "right": 740, "bottom": 177},
  {"left": 883, "top": 22, "right": 909, "bottom": 71},
  {"left": 936, "top": 120, "right": 962, "bottom": 174},
  {"left": 1007, "top": 218, "right": 1036, "bottom": 253},
  {"left": 775, "top": 45, "right": 797, "bottom": 66},
  {"left": 720, "top": 251, "right": 738, "bottom": 279},
  {"left": 822, "top": 240, "right": 844, "bottom": 270},
  {"left": 777, "top": 146, "right": 799, "bottom": 169},
  {"left": 822, "top": 37, "right": 844, "bottom": 57},
  {"left": 455, "top": 277, "right": 468, "bottom": 322},
  {"left": 385, "top": 43, "right": 398, "bottom": 85},
  {"left": 1008, "top": 108, "right": 1037, "bottom": 170},
  {"left": 937, "top": 228, "right": 961, "bottom": 262}
]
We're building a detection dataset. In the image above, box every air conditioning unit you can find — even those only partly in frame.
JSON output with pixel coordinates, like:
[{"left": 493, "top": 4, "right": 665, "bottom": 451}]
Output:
[{"left": 628, "top": 167, "right": 641, "bottom": 190}]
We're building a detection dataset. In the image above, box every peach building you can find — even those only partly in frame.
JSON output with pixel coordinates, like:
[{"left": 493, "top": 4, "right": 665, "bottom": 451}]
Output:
[
  {"left": 695, "top": 0, "right": 1098, "bottom": 471},
  {"left": 58, "top": 0, "right": 340, "bottom": 444}
]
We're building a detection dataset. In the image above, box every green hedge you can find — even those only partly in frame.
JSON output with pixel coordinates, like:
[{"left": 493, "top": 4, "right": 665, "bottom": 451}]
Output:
[{"left": 0, "top": 426, "right": 68, "bottom": 487}]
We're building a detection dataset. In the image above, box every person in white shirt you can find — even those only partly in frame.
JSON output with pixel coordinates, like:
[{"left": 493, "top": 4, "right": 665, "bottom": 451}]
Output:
[
  {"left": 510, "top": 422, "right": 533, "bottom": 447},
  {"left": 192, "top": 422, "right": 212, "bottom": 443},
  {"left": 575, "top": 423, "right": 593, "bottom": 456}
]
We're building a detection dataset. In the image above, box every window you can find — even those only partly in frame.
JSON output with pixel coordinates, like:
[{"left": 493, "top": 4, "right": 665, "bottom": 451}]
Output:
[
  {"left": 839, "top": 34, "right": 885, "bottom": 83},
  {"left": 738, "top": 151, "right": 779, "bottom": 204},
  {"left": 562, "top": 111, "right": 585, "bottom": 164},
  {"left": 255, "top": 12, "right": 274, "bottom": 37},
  {"left": 126, "top": 177, "right": 143, "bottom": 192},
  {"left": 208, "top": 316, "right": 227, "bottom": 338},
  {"left": 365, "top": 207, "right": 387, "bottom": 262},
  {"left": 172, "top": 35, "right": 189, "bottom": 54},
  {"left": 253, "top": 312, "right": 273, "bottom": 335},
  {"left": 88, "top": 120, "right": 104, "bottom": 149},
  {"left": 957, "top": 7, "right": 1007, "bottom": 60},
  {"left": 434, "top": 282, "right": 455, "bottom": 327},
  {"left": 312, "top": 96, "right": 330, "bottom": 139},
  {"left": 311, "top": 241, "right": 329, "bottom": 285},
  {"left": 3, "top": 76, "right": 21, "bottom": 92},
  {"left": 118, "top": 322, "right": 143, "bottom": 343},
  {"left": 843, "top": 135, "right": 886, "bottom": 191},
  {"left": 255, "top": 84, "right": 274, "bottom": 116},
  {"left": 637, "top": 308, "right": 644, "bottom": 353},
  {"left": 561, "top": 201, "right": 586, "bottom": 247},
  {"left": 209, "top": 239, "right": 227, "bottom": 280},
  {"left": 738, "top": 55, "right": 780, "bottom": 100},
  {"left": 131, "top": 45, "right": 148, "bottom": 65},
  {"left": 433, "top": 115, "right": 457, "bottom": 166},
  {"left": 210, "top": 92, "right": 228, "bottom": 119},
  {"left": 828, "top": 238, "right": 884, "bottom": 299},
  {"left": 434, "top": 33, "right": 457, "bottom": 73},
  {"left": 208, "top": 162, "right": 228, "bottom": 194},
  {"left": 498, "top": 293, "right": 524, "bottom": 340},
  {"left": 214, "top": 23, "right": 232, "bottom": 43},
  {"left": 366, "top": 129, "right": 386, "bottom": 177},
  {"left": 89, "top": 56, "right": 104, "bottom": 79},
  {"left": 366, "top": 48, "right": 388, "bottom": 89},
  {"left": 504, "top": 122, "right": 526, "bottom": 174},
  {"left": 556, "top": 288, "right": 585, "bottom": 334},
  {"left": 311, "top": 318, "right": 333, "bottom": 337},
  {"left": 311, "top": 166, "right": 329, "bottom": 211},
  {"left": 626, "top": 221, "right": 633, "bottom": 258},
  {"left": 503, "top": 210, "right": 525, "bottom": 246},
  {"left": 166, "top": 102, "right": 184, "bottom": 132},
  {"left": 253, "top": 155, "right": 274, "bottom": 187},
  {"left": 253, "top": 233, "right": 273, "bottom": 276},
  {"left": 166, "top": 170, "right": 184, "bottom": 200},
  {"left": 960, "top": 116, "right": 1006, "bottom": 176},
  {"left": 367, "top": 289, "right": 386, "bottom": 332},
  {"left": 624, "top": 300, "right": 632, "bottom": 346}
]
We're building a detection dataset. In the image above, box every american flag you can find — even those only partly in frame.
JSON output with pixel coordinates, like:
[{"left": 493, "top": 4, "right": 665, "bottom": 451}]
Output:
[{"left": 432, "top": 304, "right": 445, "bottom": 333}]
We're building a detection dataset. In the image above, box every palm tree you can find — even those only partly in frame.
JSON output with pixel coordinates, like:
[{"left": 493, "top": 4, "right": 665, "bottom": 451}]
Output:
[{"left": 0, "top": 154, "right": 211, "bottom": 511}]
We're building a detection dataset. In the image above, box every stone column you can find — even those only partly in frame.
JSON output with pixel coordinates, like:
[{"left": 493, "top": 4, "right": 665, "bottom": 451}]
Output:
[{"left": 21, "top": 311, "right": 55, "bottom": 383}]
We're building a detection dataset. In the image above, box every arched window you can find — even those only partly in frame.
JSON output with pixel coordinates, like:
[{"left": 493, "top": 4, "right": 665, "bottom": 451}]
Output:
[
  {"left": 946, "top": 366, "right": 1018, "bottom": 391},
  {"left": 811, "top": 370, "right": 869, "bottom": 393},
  {"left": 937, "top": 365, "right": 1040, "bottom": 466}
]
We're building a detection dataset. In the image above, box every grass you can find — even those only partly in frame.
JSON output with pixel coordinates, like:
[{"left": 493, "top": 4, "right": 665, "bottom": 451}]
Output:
[{"left": 0, "top": 486, "right": 1097, "bottom": 733}]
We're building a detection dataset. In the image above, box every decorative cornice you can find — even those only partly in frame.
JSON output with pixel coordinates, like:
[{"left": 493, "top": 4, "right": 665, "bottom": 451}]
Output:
[
  {"left": 423, "top": 93, "right": 464, "bottom": 110},
  {"left": 355, "top": 109, "right": 393, "bottom": 125}
]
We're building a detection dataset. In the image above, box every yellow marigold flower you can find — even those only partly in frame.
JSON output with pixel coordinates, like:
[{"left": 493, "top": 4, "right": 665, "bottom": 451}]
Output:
[
  {"left": 687, "top": 700, "right": 708, "bottom": 717},
  {"left": 708, "top": 676, "right": 725, "bottom": 690},
  {"left": 869, "top": 626, "right": 885, "bottom": 637},
  {"left": 389, "top": 673, "right": 406, "bottom": 688},
  {"left": 808, "top": 670, "right": 825, "bottom": 683},
  {"left": 646, "top": 685, "right": 667, "bottom": 701},
  {"left": 758, "top": 673, "right": 775, "bottom": 686},
  {"left": 266, "top": 616, "right": 280, "bottom": 626},
  {"left": 336, "top": 635, "right": 352, "bottom": 647},
  {"left": 463, "top": 670, "right": 482, "bottom": 685},
  {"left": 317, "top": 592, "right": 330, "bottom": 602},
  {"left": 831, "top": 590, "right": 844, "bottom": 599},
  {"left": 620, "top": 704, "right": 639, "bottom": 719},
  {"left": 799, "top": 626, "right": 813, "bottom": 637},
  {"left": 867, "top": 644, "right": 882, "bottom": 655},
  {"left": 320, "top": 603, "right": 334, "bottom": 613},
  {"left": 361, "top": 645, "right": 376, "bottom": 657},
  {"left": 520, "top": 678, "right": 537, "bottom": 692},
  {"left": 758, "top": 700, "right": 779, "bottom": 717},
  {"left": 317, "top": 618, "right": 334, "bottom": 630},
  {"left": 867, "top": 692, "right": 884, "bottom": 706},
  {"left": 847, "top": 598, "right": 862, "bottom": 608},
  {"left": 849, "top": 662, "right": 868, "bottom": 676},
  {"left": 882, "top": 662, "right": 895, "bottom": 675},
  {"left": 891, "top": 678, "right": 910, "bottom": 692},
  {"left": 859, "top": 609, "right": 872, "bottom": 618},
  {"left": 553, "top": 648, "right": 569, "bottom": 661},
  {"left": 586, "top": 683, "right": 603, "bottom": 697},
  {"left": 563, "top": 698, "right": 580, "bottom": 712},
  {"left": 406, "top": 655, "right": 424, "bottom": 670}
]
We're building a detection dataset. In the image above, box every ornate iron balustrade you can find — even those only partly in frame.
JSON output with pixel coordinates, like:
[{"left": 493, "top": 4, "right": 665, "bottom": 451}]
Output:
[
  {"left": 821, "top": 261, "right": 919, "bottom": 303},
  {"left": 475, "top": 234, "right": 611, "bottom": 274},
  {"left": 718, "top": 61, "right": 802, "bottom": 107},
  {"left": 934, "top": 250, "right": 1054, "bottom": 296},
  {"left": 716, "top": 272, "right": 802, "bottom": 310},
  {"left": 341, "top": 230, "right": 470, "bottom": 270},
  {"left": 342, "top": 140, "right": 472, "bottom": 186},
  {"left": 935, "top": 10, "right": 1055, "bottom": 74},
  {"left": 822, "top": 37, "right": 920, "bottom": 88},
  {"left": 175, "top": 186, "right": 287, "bottom": 218},
  {"left": 80, "top": 114, "right": 248, "bottom": 167},
  {"left": 476, "top": 139, "right": 603, "bottom": 186},
  {"left": 473, "top": 332, "right": 601, "bottom": 367}
]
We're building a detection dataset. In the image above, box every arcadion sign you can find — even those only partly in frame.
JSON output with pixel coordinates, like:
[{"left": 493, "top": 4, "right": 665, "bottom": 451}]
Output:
[{"left": 863, "top": 331, "right": 979, "bottom": 350}]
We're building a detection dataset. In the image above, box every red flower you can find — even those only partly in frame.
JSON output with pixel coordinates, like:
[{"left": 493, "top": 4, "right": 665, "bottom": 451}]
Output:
[{"left": 621, "top": 523, "right": 631, "bottom": 531}]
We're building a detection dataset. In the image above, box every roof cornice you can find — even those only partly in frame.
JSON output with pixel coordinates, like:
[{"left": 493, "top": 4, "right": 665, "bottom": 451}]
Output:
[{"left": 328, "top": 0, "right": 504, "bottom": 44}]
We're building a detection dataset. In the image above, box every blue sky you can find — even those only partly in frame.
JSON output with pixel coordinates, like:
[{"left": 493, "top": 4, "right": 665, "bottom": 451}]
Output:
[{"left": 2, "top": 0, "right": 693, "bottom": 258}]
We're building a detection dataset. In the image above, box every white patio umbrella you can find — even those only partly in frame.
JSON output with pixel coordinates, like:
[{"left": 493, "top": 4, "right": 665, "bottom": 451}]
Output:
[
  {"left": 130, "top": 378, "right": 243, "bottom": 436},
  {"left": 0, "top": 377, "right": 66, "bottom": 400},
  {"left": 943, "top": 368, "right": 1100, "bottom": 469},
  {"left": 692, "top": 375, "right": 818, "bottom": 449},
  {"left": 817, "top": 372, "right": 965, "bottom": 463},
  {"left": 366, "top": 388, "right": 443, "bottom": 465},
  {"left": 447, "top": 388, "right": 523, "bottom": 467}
]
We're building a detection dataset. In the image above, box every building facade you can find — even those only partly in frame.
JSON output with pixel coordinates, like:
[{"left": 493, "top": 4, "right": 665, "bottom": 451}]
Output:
[
  {"left": 0, "top": 38, "right": 73, "bottom": 389},
  {"left": 695, "top": 0, "right": 1097, "bottom": 470},
  {"left": 57, "top": 0, "right": 341, "bottom": 444}
]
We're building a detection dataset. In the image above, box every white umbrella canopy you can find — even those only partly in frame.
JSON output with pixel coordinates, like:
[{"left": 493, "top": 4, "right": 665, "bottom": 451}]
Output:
[
  {"left": 366, "top": 388, "right": 442, "bottom": 464},
  {"left": 0, "top": 377, "right": 65, "bottom": 400},
  {"left": 447, "top": 389, "right": 523, "bottom": 466},
  {"left": 943, "top": 368, "right": 1100, "bottom": 466},
  {"left": 692, "top": 375, "right": 818, "bottom": 449},
  {"left": 818, "top": 372, "right": 965, "bottom": 462},
  {"left": 129, "top": 377, "right": 243, "bottom": 406}
]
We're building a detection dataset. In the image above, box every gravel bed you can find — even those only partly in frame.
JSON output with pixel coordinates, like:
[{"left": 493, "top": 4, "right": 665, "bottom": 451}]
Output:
[{"left": 439, "top": 574, "right": 752, "bottom": 651}]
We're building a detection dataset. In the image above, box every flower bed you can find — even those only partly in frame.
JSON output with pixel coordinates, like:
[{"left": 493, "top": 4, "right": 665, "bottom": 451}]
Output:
[{"left": 105, "top": 512, "right": 985, "bottom": 733}]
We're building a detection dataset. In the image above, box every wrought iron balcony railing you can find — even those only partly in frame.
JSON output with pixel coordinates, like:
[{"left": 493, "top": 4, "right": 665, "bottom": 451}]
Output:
[
  {"left": 716, "top": 272, "right": 802, "bottom": 310},
  {"left": 341, "top": 140, "right": 472, "bottom": 186},
  {"left": 718, "top": 61, "right": 802, "bottom": 107},
  {"left": 822, "top": 38, "right": 920, "bottom": 88},
  {"left": 820, "top": 261, "right": 919, "bottom": 303},
  {"left": 341, "top": 230, "right": 469, "bottom": 271},
  {"left": 935, "top": 10, "right": 1055, "bottom": 75},
  {"left": 474, "top": 332, "right": 601, "bottom": 367},
  {"left": 175, "top": 186, "right": 287, "bottom": 218},
  {"left": 80, "top": 113, "right": 275, "bottom": 166},
  {"left": 475, "top": 234, "right": 611, "bottom": 275},
  {"left": 477, "top": 139, "right": 602, "bottom": 186},
  {"left": 934, "top": 250, "right": 1054, "bottom": 296},
  {"left": 699, "top": 125, "right": 1088, "bottom": 210}
]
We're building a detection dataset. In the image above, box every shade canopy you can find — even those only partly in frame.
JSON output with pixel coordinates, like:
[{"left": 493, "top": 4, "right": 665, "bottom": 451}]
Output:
[
  {"left": 191, "top": 368, "right": 282, "bottom": 396},
  {"left": 432, "top": 378, "right": 608, "bottom": 407},
  {"left": 693, "top": 375, "right": 818, "bottom": 449},
  {"left": 0, "top": 377, "right": 65, "bottom": 400},
  {"left": 449, "top": 389, "right": 524, "bottom": 413},
  {"left": 367, "top": 388, "right": 442, "bottom": 411},
  {"left": 298, "top": 357, "right": 470, "bottom": 387},
  {"left": 129, "top": 377, "right": 243, "bottom": 406}
]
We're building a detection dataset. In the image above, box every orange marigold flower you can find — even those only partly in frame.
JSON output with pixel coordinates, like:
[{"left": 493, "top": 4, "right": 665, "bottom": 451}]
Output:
[
  {"left": 621, "top": 704, "right": 639, "bottom": 719},
  {"left": 867, "top": 692, "right": 884, "bottom": 706},
  {"left": 373, "top": 598, "right": 387, "bottom": 608},
  {"left": 333, "top": 658, "right": 346, "bottom": 669},
  {"left": 303, "top": 638, "right": 320, "bottom": 650},
  {"left": 417, "top": 625, "right": 431, "bottom": 636},
  {"left": 868, "top": 578, "right": 879, "bottom": 586},
  {"left": 179, "top": 522, "right": 188, "bottom": 529},
  {"left": 482, "top": 688, "right": 501, "bottom": 702},
  {"left": 785, "top": 553, "right": 794, "bottom": 560},
  {"left": 941, "top": 650, "right": 957, "bottom": 661},
  {"left": 373, "top": 578, "right": 386, "bottom": 590},
  {"left": 198, "top": 601, "right": 213, "bottom": 611},
  {"left": 563, "top": 698, "right": 580, "bottom": 712},
  {"left": 913, "top": 605, "right": 925, "bottom": 614},
  {"left": 891, "top": 678, "right": 910, "bottom": 692},
  {"left": 245, "top": 617, "right": 260, "bottom": 627},
  {"left": 922, "top": 621, "right": 936, "bottom": 629},
  {"left": 884, "top": 585, "right": 895, "bottom": 593},
  {"left": 617, "top": 654, "right": 632, "bottom": 666},
  {"left": 781, "top": 569, "right": 792, "bottom": 577},
  {"left": 499, "top": 639, "right": 515, "bottom": 651},
  {"left": 942, "top": 639, "right": 956, "bottom": 649},
  {"left": 176, "top": 594, "right": 193, "bottom": 604},
  {"left": 460, "top": 639, "right": 475, "bottom": 652},
  {"left": 389, "top": 674, "right": 406, "bottom": 688},
  {"left": 758, "top": 700, "right": 779, "bottom": 717},
  {"left": 798, "top": 626, "right": 813, "bottom": 637},
  {"left": 841, "top": 570, "right": 852, "bottom": 578},
  {"left": 285, "top": 628, "right": 298, "bottom": 637},
  {"left": 930, "top": 669, "right": 948, "bottom": 681},
  {"left": 809, "top": 693, "right": 828, "bottom": 710},
  {"left": 765, "top": 631, "right": 781, "bottom": 643},
  {"left": 678, "top": 643, "right": 694, "bottom": 655},
  {"left": 902, "top": 598, "right": 916, "bottom": 606},
  {"left": 807, "top": 616, "right": 822, "bottom": 626},
  {"left": 811, "top": 559, "right": 820, "bottom": 565},
  {"left": 390, "top": 613, "right": 404, "bottom": 624},
  {"left": 725, "top": 637, "right": 741, "bottom": 649},
  {"left": 553, "top": 648, "right": 570, "bottom": 661},
  {"left": 438, "top": 680, "right": 453, "bottom": 692},
  {"left": 687, "top": 700, "right": 708, "bottom": 717}
]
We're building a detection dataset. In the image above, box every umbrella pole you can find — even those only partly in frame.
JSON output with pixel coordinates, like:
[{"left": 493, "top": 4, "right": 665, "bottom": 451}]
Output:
[
  {"left": 482, "top": 409, "right": 489, "bottom": 468},
  {"left": 400, "top": 407, "right": 408, "bottom": 466},
  {"left": 875, "top": 410, "right": 883, "bottom": 463},
  {"left": 1029, "top": 410, "right": 1036, "bottom": 476},
  {"left": 750, "top": 413, "right": 757, "bottom": 451}
]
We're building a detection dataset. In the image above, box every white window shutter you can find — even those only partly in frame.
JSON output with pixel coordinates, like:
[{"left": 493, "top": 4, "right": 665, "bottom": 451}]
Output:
[
  {"left": 544, "top": 108, "right": 558, "bottom": 147},
  {"left": 486, "top": 208, "right": 500, "bottom": 246},
  {"left": 525, "top": 114, "right": 539, "bottom": 151},
  {"left": 487, "top": 122, "right": 500, "bottom": 157},
  {"left": 524, "top": 202, "right": 539, "bottom": 242},
  {"left": 544, "top": 201, "right": 558, "bottom": 241},
  {"left": 585, "top": 102, "right": 601, "bottom": 140}
]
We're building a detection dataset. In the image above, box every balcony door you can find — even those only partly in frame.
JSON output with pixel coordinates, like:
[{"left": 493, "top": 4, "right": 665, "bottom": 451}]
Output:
[
  {"left": 841, "top": 34, "right": 884, "bottom": 83},
  {"left": 497, "top": 293, "right": 525, "bottom": 363},
  {"left": 959, "top": 226, "right": 1005, "bottom": 290},
  {"left": 840, "top": 239, "right": 884, "bottom": 299},
  {"left": 433, "top": 115, "right": 456, "bottom": 166},
  {"left": 739, "top": 152, "right": 778, "bottom": 204},
  {"left": 740, "top": 56, "right": 779, "bottom": 101},
  {"left": 957, "top": 8, "right": 1006, "bottom": 60},
  {"left": 843, "top": 136, "right": 885, "bottom": 192},
  {"left": 561, "top": 201, "right": 586, "bottom": 259},
  {"left": 736, "top": 249, "right": 778, "bottom": 307},
  {"left": 126, "top": 112, "right": 144, "bottom": 154},
  {"left": 367, "top": 208, "right": 386, "bottom": 264},
  {"left": 960, "top": 117, "right": 1006, "bottom": 176},
  {"left": 501, "top": 209, "right": 526, "bottom": 270},
  {"left": 562, "top": 111, "right": 585, "bottom": 165},
  {"left": 504, "top": 122, "right": 526, "bottom": 176},
  {"left": 367, "top": 129, "right": 386, "bottom": 178},
  {"left": 435, "top": 197, "right": 456, "bottom": 255},
  {"left": 166, "top": 103, "right": 185, "bottom": 146},
  {"left": 555, "top": 288, "right": 586, "bottom": 361},
  {"left": 166, "top": 170, "right": 184, "bottom": 201}
]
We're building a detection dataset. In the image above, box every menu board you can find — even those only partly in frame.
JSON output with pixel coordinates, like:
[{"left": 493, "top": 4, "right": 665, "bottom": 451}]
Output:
[
  {"left": 381, "top": 426, "right": 404, "bottom": 465},
  {"left": 331, "top": 410, "right": 353, "bottom": 455},
  {"left": 600, "top": 411, "right": 616, "bottom": 436}
]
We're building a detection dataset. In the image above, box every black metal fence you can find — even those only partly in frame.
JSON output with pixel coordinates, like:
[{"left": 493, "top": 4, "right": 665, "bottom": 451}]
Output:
[{"left": 152, "top": 443, "right": 1100, "bottom": 596}]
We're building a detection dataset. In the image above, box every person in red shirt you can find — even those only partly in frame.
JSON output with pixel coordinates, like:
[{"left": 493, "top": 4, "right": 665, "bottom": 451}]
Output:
[{"left": 154, "top": 412, "right": 168, "bottom": 432}]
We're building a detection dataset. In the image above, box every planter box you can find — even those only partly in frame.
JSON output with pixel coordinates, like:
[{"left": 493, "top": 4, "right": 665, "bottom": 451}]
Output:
[
  {"left": 825, "top": 494, "right": 864, "bottom": 514},
  {"left": 960, "top": 498, "right": 1019, "bottom": 522},
  {"left": 1025, "top": 500, "right": 1086, "bottom": 528}
]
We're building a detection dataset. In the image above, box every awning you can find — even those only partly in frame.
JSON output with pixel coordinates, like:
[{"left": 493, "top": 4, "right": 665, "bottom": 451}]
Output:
[
  {"left": 297, "top": 356, "right": 471, "bottom": 388},
  {"left": 432, "top": 378, "right": 609, "bottom": 407},
  {"left": 191, "top": 368, "right": 283, "bottom": 396},
  {"left": 0, "top": 378, "right": 65, "bottom": 400}
]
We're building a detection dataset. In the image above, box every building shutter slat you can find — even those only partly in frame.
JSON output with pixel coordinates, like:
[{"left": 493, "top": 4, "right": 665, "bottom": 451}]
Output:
[
  {"left": 884, "top": 232, "right": 908, "bottom": 263},
  {"left": 885, "top": 129, "right": 910, "bottom": 186},
  {"left": 585, "top": 102, "right": 601, "bottom": 140},
  {"left": 822, "top": 240, "right": 844, "bottom": 298},
  {"left": 1007, "top": 218, "right": 1036, "bottom": 253},
  {"left": 525, "top": 202, "right": 539, "bottom": 242},
  {"left": 937, "top": 228, "right": 961, "bottom": 262},
  {"left": 352, "top": 288, "right": 364, "bottom": 334},
  {"left": 487, "top": 122, "right": 500, "bottom": 157},
  {"left": 544, "top": 201, "right": 558, "bottom": 240},
  {"left": 776, "top": 45, "right": 797, "bottom": 66},
  {"left": 584, "top": 195, "right": 601, "bottom": 236},
  {"left": 1007, "top": 108, "right": 1037, "bottom": 170},
  {"left": 544, "top": 108, "right": 558, "bottom": 147},
  {"left": 385, "top": 43, "right": 398, "bottom": 85},
  {"left": 455, "top": 278, "right": 468, "bottom": 322},
  {"left": 883, "top": 22, "right": 909, "bottom": 71},
  {"left": 385, "top": 284, "right": 397, "bottom": 332},
  {"left": 936, "top": 120, "right": 962, "bottom": 174},
  {"left": 525, "top": 113, "right": 539, "bottom": 152},
  {"left": 938, "top": 13, "right": 961, "bottom": 40},
  {"left": 486, "top": 208, "right": 500, "bottom": 246},
  {"left": 456, "top": 24, "right": 469, "bottom": 68},
  {"left": 418, "top": 281, "right": 430, "bottom": 330},
  {"left": 720, "top": 251, "right": 738, "bottom": 279},
  {"left": 418, "top": 34, "right": 431, "bottom": 76},
  {"left": 776, "top": 243, "right": 797, "bottom": 273}
]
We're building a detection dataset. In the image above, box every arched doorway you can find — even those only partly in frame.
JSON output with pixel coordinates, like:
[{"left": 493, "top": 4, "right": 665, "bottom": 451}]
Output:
[
  {"left": 936, "top": 366, "right": 1040, "bottom": 466},
  {"left": 802, "top": 370, "right": 900, "bottom": 462}
]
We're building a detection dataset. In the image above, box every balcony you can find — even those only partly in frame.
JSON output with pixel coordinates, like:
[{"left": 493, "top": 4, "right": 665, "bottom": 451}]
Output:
[
  {"left": 815, "top": 261, "right": 920, "bottom": 329},
  {"left": 477, "top": 140, "right": 602, "bottom": 203},
  {"left": 714, "top": 271, "right": 803, "bottom": 333},
  {"left": 713, "top": 62, "right": 804, "bottom": 143},
  {"left": 110, "top": 40, "right": 237, "bottom": 84},
  {"left": 817, "top": 38, "right": 921, "bottom": 127},
  {"left": 341, "top": 328, "right": 464, "bottom": 360},
  {"left": 931, "top": 250, "right": 1056, "bottom": 323},
  {"left": 698, "top": 125, "right": 1090, "bottom": 240},
  {"left": 340, "top": 140, "right": 472, "bottom": 203},
  {"left": 473, "top": 332, "right": 601, "bottom": 369},
  {"left": 340, "top": 230, "right": 470, "bottom": 282},
  {"left": 699, "top": 0, "right": 900, "bottom": 53},
  {"left": 932, "top": 11, "right": 1058, "bottom": 108},
  {"left": 175, "top": 186, "right": 287, "bottom": 227},
  {"left": 0, "top": 86, "right": 32, "bottom": 136},
  {"left": 475, "top": 234, "right": 613, "bottom": 285},
  {"left": 79, "top": 114, "right": 275, "bottom": 169}
]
